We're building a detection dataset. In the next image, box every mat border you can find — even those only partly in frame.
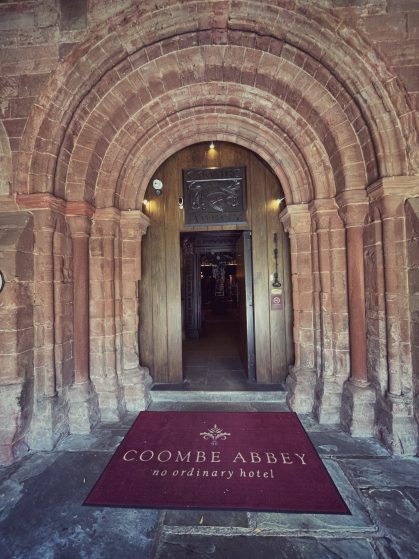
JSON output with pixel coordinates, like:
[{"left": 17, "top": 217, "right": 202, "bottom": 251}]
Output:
[{"left": 83, "top": 410, "right": 351, "bottom": 516}]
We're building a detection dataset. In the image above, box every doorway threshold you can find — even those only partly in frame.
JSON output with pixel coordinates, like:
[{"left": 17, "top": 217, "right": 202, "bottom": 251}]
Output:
[{"left": 150, "top": 383, "right": 286, "bottom": 404}]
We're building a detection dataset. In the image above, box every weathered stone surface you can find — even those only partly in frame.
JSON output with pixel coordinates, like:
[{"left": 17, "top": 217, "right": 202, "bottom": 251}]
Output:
[
  {"left": 363, "top": 488, "right": 419, "bottom": 559},
  {"left": 154, "top": 534, "right": 378, "bottom": 559},
  {"left": 0, "top": 0, "right": 419, "bottom": 467},
  {"left": 341, "top": 457, "right": 419, "bottom": 489},
  {"left": 0, "top": 450, "right": 159, "bottom": 559},
  {"left": 256, "top": 460, "right": 376, "bottom": 534},
  {"left": 309, "top": 432, "right": 389, "bottom": 458},
  {"left": 340, "top": 381, "right": 376, "bottom": 438},
  {"left": 163, "top": 510, "right": 249, "bottom": 529}
]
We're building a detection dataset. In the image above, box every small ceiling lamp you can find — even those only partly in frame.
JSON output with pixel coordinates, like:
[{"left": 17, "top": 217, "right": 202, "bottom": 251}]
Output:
[{"left": 152, "top": 178, "right": 164, "bottom": 196}]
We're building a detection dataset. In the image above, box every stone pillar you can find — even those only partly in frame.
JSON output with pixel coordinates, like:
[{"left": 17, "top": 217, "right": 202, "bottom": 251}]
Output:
[
  {"left": 368, "top": 178, "right": 418, "bottom": 454},
  {"left": 66, "top": 213, "right": 99, "bottom": 433},
  {"left": 0, "top": 211, "right": 34, "bottom": 464},
  {"left": 119, "top": 211, "right": 152, "bottom": 411},
  {"left": 280, "top": 204, "right": 317, "bottom": 413},
  {"left": 90, "top": 208, "right": 125, "bottom": 421},
  {"left": 27, "top": 208, "right": 60, "bottom": 450},
  {"left": 310, "top": 199, "right": 349, "bottom": 424},
  {"left": 338, "top": 191, "right": 376, "bottom": 437}
]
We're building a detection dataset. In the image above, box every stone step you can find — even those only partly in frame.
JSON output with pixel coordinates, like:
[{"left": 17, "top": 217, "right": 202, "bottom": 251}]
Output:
[{"left": 150, "top": 386, "right": 287, "bottom": 404}]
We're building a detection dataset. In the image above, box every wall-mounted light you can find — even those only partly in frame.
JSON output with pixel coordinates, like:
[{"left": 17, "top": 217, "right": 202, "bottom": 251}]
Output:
[
  {"left": 143, "top": 199, "right": 149, "bottom": 207},
  {"left": 152, "top": 178, "right": 163, "bottom": 196},
  {"left": 209, "top": 141, "right": 215, "bottom": 149},
  {"left": 277, "top": 197, "right": 285, "bottom": 205}
]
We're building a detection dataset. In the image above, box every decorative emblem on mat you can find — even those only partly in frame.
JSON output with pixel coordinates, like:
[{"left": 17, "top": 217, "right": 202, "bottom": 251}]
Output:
[{"left": 200, "top": 424, "right": 231, "bottom": 445}]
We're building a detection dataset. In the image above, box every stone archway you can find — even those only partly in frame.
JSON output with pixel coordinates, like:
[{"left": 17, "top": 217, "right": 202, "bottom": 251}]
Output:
[{"left": 1, "top": 0, "right": 417, "bottom": 463}]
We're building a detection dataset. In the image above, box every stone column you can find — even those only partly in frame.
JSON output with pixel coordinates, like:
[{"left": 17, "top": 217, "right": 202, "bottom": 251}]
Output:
[
  {"left": 280, "top": 204, "right": 317, "bottom": 413},
  {"left": 0, "top": 211, "right": 34, "bottom": 464},
  {"left": 66, "top": 213, "right": 99, "bottom": 433},
  {"left": 119, "top": 210, "right": 152, "bottom": 411},
  {"left": 338, "top": 191, "right": 376, "bottom": 436},
  {"left": 368, "top": 178, "right": 418, "bottom": 454},
  {"left": 27, "top": 208, "right": 59, "bottom": 450},
  {"left": 90, "top": 208, "right": 125, "bottom": 421},
  {"left": 310, "top": 199, "right": 349, "bottom": 424}
]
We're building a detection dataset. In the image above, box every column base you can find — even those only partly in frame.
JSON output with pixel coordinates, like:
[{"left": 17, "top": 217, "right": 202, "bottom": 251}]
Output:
[
  {"left": 313, "top": 376, "right": 345, "bottom": 425},
  {"left": 378, "top": 392, "right": 418, "bottom": 455},
  {"left": 121, "top": 366, "right": 153, "bottom": 412},
  {"left": 0, "top": 381, "right": 31, "bottom": 465},
  {"left": 68, "top": 381, "right": 100, "bottom": 434},
  {"left": 92, "top": 374, "right": 126, "bottom": 422},
  {"left": 340, "top": 379, "right": 376, "bottom": 437},
  {"left": 28, "top": 393, "right": 69, "bottom": 451},
  {"left": 286, "top": 366, "right": 317, "bottom": 414}
]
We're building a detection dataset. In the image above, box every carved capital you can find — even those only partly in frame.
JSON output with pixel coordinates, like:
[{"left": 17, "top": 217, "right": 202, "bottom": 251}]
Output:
[
  {"left": 336, "top": 191, "right": 369, "bottom": 228},
  {"left": 66, "top": 215, "right": 92, "bottom": 238},
  {"left": 309, "top": 199, "right": 342, "bottom": 231},
  {"left": 92, "top": 207, "right": 120, "bottom": 237},
  {"left": 280, "top": 204, "right": 311, "bottom": 235},
  {"left": 120, "top": 210, "right": 150, "bottom": 238}
]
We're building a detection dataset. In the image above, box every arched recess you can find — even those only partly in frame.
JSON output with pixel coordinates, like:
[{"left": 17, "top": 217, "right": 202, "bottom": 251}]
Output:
[
  {"left": 6, "top": 0, "right": 417, "bottom": 457},
  {"left": 15, "top": 0, "right": 416, "bottom": 203},
  {"left": 138, "top": 141, "right": 294, "bottom": 384}
]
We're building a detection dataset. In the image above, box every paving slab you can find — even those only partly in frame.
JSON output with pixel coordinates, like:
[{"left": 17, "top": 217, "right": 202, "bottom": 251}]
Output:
[
  {"left": 0, "top": 451, "right": 159, "bottom": 559},
  {"left": 154, "top": 534, "right": 379, "bottom": 559},
  {"left": 362, "top": 487, "right": 419, "bottom": 559},
  {"left": 255, "top": 460, "right": 377, "bottom": 535},
  {"left": 163, "top": 509, "right": 249, "bottom": 528},
  {"left": 308, "top": 432, "right": 390, "bottom": 458},
  {"left": 340, "top": 457, "right": 419, "bottom": 488},
  {"left": 55, "top": 430, "right": 125, "bottom": 452},
  {"left": 405, "top": 486, "right": 419, "bottom": 508}
]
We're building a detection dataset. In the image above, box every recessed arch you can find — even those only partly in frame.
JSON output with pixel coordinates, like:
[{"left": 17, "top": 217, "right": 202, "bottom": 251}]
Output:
[{"left": 16, "top": 0, "right": 414, "bottom": 202}]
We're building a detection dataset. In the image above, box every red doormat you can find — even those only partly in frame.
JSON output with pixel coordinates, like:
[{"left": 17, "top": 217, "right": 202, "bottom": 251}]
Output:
[{"left": 84, "top": 411, "right": 349, "bottom": 514}]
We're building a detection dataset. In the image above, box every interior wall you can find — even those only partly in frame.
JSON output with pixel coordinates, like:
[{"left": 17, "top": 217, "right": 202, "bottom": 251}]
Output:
[{"left": 139, "top": 142, "right": 293, "bottom": 384}]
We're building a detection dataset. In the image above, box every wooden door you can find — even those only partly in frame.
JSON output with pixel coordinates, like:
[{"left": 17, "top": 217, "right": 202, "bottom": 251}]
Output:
[{"left": 236, "top": 231, "right": 256, "bottom": 381}]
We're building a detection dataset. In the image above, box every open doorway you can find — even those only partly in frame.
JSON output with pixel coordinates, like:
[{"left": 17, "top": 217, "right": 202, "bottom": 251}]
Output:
[{"left": 181, "top": 231, "right": 255, "bottom": 388}]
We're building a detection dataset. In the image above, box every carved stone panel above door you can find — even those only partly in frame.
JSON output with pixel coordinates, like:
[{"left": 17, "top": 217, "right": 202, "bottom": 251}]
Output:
[{"left": 183, "top": 166, "right": 247, "bottom": 226}]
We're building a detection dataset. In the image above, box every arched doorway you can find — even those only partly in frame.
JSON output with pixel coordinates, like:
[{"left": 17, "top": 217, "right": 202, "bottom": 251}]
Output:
[{"left": 139, "top": 142, "right": 293, "bottom": 387}]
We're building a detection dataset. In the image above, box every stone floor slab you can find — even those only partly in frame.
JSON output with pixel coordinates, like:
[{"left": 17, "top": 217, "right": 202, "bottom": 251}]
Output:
[
  {"left": 255, "top": 460, "right": 377, "bottom": 534},
  {"left": 163, "top": 509, "right": 249, "bottom": 528},
  {"left": 405, "top": 486, "right": 419, "bottom": 508},
  {"left": 154, "top": 534, "right": 379, "bottom": 559},
  {"left": 0, "top": 451, "right": 159, "bottom": 559},
  {"left": 341, "top": 457, "right": 419, "bottom": 488},
  {"left": 363, "top": 487, "right": 419, "bottom": 559},
  {"left": 309, "top": 432, "right": 390, "bottom": 458},
  {"left": 56, "top": 430, "right": 125, "bottom": 452}
]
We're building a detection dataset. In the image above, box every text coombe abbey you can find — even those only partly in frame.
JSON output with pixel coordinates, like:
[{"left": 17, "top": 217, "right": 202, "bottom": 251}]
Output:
[{"left": 122, "top": 449, "right": 307, "bottom": 480}]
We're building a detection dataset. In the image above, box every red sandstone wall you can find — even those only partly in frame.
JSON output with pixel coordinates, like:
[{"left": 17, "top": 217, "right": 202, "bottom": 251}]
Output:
[{"left": 0, "top": 0, "right": 418, "bottom": 190}]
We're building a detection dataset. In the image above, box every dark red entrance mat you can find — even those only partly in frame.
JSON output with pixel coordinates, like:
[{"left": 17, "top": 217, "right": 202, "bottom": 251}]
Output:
[{"left": 84, "top": 411, "right": 349, "bottom": 514}]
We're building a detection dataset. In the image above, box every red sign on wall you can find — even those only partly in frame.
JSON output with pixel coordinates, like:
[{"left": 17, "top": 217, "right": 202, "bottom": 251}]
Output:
[{"left": 271, "top": 290, "right": 283, "bottom": 310}]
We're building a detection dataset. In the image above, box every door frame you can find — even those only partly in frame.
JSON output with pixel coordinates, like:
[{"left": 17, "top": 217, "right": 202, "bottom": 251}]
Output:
[{"left": 181, "top": 230, "right": 256, "bottom": 382}]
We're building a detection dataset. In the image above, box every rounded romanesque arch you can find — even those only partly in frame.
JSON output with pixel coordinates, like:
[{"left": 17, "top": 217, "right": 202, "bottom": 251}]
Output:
[
  {"left": 15, "top": 0, "right": 416, "bottom": 204},
  {"left": 6, "top": 0, "right": 417, "bottom": 460}
]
